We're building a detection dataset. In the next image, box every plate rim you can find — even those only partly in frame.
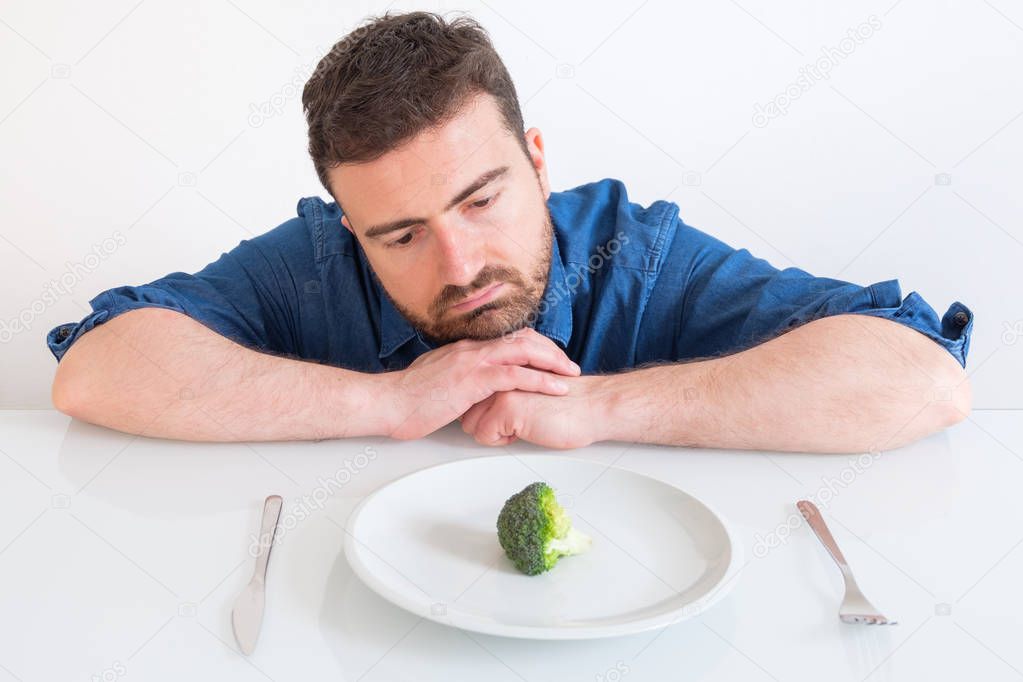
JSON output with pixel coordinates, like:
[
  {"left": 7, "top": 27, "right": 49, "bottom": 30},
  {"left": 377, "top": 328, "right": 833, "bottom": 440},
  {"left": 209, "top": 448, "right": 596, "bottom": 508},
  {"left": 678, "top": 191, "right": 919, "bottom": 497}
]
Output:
[{"left": 343, "top": 453, "right": 744, "bottom": 640}]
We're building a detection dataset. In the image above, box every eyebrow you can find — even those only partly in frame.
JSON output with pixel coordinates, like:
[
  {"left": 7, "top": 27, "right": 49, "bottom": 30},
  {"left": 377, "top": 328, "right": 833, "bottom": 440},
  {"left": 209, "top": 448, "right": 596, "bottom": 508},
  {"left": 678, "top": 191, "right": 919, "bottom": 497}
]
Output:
[{"left": 362, "top": 165, "right": 510, "bottom": 240}]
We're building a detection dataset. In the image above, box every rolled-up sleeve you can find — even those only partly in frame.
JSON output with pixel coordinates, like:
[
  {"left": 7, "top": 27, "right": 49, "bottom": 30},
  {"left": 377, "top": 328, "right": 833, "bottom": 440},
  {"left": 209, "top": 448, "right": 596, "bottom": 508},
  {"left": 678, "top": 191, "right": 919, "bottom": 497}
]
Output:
[
  {"left": 47, "top": 216, "right": 317, "bottom": 363},
  {"left": 655, "top": 218, "right": 974, "bottom": 367}
]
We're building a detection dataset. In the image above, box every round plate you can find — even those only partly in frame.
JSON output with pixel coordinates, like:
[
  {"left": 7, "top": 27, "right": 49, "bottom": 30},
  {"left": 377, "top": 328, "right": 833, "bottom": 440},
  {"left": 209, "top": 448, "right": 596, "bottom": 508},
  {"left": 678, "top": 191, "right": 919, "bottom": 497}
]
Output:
[{"left": 343, "top": 455, "right": 742, "bottom": 639}]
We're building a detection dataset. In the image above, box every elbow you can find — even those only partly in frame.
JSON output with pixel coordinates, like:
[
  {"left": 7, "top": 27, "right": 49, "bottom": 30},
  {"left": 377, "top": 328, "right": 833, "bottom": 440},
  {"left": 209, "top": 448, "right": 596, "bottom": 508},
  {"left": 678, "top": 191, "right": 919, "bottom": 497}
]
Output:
[
  {"left": 941, "top": 367, "right": 972, "bottom": 427},
  {"left": 51, "top": 366, "right": 78, "bottom": 417},
  {"left": 51, "top": 358, "right": 90, "bottom": 420},
  {"left": 882, "top": 354, "right": 972, "bottom": 451},
  {"left": 923, "top": 355, "right": 972, "bottom": 434}
]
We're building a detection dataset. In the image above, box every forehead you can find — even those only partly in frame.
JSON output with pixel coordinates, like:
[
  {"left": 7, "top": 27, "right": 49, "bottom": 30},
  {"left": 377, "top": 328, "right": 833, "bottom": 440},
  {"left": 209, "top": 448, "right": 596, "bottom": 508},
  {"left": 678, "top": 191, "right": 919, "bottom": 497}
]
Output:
[{"left": 331, "top": 93, "right": 516, "bottom": 223}]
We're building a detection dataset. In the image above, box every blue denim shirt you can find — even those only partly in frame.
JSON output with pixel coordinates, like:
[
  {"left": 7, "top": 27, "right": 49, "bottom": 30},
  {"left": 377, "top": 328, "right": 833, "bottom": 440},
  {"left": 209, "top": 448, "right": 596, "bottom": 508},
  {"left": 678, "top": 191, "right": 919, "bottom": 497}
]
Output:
[{"left": 47, "top": 178, "right": 974, "bottom": 371}]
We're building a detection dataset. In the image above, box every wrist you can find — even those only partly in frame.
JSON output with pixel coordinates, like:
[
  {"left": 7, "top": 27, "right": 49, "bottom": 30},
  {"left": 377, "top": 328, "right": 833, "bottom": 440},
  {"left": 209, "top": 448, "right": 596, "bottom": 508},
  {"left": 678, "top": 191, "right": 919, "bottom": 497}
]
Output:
[
  {"left": 583, "top": 373, "right": 633, "bottom": 443},
  {"left": 586, "top": 362, "right": 708, "bottom": 445},
  {"left": 322, "top": 366, "right": 403, "bottom": 439},
  {"left": 363, "top": 369, "right": 407, "bottom": 437}
]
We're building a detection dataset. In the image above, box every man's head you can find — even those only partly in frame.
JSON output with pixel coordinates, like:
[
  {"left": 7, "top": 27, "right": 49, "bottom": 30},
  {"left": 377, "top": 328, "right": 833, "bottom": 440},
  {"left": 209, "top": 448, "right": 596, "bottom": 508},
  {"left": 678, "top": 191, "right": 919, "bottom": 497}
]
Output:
[{"left": 301, "top": 12, "right": 553, "bottom": 343}]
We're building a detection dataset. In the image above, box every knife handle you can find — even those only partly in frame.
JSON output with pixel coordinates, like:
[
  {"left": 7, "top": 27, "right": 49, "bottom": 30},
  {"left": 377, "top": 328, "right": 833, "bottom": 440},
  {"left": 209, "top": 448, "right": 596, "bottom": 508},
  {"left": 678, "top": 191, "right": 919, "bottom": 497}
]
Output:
[{"left": 252, "top": 495, "right": 283, "bottom": 583}]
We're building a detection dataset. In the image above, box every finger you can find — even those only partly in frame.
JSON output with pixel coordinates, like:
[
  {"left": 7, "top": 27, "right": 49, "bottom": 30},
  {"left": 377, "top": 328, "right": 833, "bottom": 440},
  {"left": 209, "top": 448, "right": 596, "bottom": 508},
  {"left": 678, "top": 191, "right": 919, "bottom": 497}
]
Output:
[
  {"left": 479, "top": 335, "right": 580, "bottom": 377},
  {"left": 474, "top": 405, "right": 520, "bottom": 447},
  {"left": 478, "top": 434, "right": 516, "bottom": 447},
  {"left": 466, "top": 328, "right": 578, "bottom": 375},
  {"left": 529, "top": 335, "right": 581, "bottom": 376},
  {"left": 460, "top": 395, "right": 495, "bottom": 435},
  {"left": 481, "top": 365, "right": 570, "bottom": 396},
  {"left": 518, "top": 330, "right": 581, "bottom": 375}
]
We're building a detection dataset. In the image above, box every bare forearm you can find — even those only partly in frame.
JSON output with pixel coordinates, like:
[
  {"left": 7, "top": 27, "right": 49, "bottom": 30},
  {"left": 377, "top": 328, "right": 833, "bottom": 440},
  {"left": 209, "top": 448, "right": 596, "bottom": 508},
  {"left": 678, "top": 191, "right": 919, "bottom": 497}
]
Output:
[
  {"left": 51, "top": 308, "right": 390, "bottom": 441},
  {"left": 599, "top": 314, "right": 972, "bottom": 453}
]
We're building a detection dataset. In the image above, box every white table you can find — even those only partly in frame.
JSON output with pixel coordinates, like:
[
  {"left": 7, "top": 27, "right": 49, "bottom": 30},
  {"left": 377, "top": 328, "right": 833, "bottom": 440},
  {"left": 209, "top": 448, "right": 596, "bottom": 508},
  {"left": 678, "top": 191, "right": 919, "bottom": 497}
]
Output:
[{"left": 1, "top": 409, "right": 1021, "bottom": 681}]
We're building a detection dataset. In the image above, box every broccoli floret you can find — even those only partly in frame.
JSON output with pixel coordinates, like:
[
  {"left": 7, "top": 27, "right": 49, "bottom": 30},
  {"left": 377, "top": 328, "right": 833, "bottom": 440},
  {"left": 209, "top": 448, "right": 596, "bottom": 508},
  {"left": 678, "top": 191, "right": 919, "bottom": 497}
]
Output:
[{"left": 496, "top": 482, "right": 592, "bottom": 575}]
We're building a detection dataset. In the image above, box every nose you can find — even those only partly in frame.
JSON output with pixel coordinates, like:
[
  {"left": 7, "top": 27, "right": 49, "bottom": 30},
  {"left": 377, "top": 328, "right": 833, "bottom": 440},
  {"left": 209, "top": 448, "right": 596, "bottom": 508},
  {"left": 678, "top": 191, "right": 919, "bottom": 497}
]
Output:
[{"left": 434, "top": 220, "right": 485, "bottom": 288}]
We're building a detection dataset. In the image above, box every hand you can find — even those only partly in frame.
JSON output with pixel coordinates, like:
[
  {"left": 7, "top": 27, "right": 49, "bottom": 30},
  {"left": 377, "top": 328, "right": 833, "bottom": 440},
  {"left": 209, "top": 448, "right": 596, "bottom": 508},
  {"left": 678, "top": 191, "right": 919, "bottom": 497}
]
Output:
[
  {"left": 381, "top": 328, "right": 581, "bottom": 440},
  {"left": 459, "top": 375, "right": 613, "bottom": 449}
]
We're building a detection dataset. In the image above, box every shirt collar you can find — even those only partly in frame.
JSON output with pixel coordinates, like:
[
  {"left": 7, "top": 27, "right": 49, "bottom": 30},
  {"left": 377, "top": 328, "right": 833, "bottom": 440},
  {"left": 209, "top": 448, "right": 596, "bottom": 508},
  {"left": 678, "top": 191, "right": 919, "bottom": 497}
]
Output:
[
  {"left": 374, "top": 221, "right": 575, "bottom": 358},
  {"left": 377, "top": 285, "right": 419, "bottom": 358},
  {"left": 531, "top": 227, "right": 574, "bottom": 349}
]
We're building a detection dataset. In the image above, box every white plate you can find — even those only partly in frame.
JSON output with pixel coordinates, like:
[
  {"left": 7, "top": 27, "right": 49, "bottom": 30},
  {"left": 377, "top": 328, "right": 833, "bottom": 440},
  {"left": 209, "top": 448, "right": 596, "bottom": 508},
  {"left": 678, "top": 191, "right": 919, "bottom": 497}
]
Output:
[{"left": 343, "top": 454, "right": 743, "bottom": 639}]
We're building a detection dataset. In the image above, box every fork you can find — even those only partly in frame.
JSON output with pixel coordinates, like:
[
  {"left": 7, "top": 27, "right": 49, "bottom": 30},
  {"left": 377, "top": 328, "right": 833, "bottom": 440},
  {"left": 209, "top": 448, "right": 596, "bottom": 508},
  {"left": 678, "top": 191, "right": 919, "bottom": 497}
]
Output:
[{"left": 797, "top": 500, "right": 897, "bottom": 625}]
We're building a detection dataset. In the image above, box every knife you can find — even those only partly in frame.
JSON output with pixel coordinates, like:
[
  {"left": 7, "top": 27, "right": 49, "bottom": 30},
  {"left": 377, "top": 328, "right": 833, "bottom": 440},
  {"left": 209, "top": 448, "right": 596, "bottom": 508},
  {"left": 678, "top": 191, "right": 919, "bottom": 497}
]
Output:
[{"left": 231, "top": 495, "right": 283, "bottom": 655}]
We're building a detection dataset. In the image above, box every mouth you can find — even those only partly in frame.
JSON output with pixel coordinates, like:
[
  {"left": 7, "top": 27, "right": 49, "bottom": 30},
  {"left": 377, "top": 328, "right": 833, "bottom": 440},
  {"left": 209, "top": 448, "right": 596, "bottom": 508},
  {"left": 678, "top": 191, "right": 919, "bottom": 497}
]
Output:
[{"left": 449, "top": 282, "right": 505, "bottom": 313}]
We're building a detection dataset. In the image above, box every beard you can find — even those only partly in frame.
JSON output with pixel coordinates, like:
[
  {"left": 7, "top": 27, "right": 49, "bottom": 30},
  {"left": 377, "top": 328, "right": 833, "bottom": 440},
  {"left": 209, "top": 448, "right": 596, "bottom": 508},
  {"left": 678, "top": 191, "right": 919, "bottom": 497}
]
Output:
[{"left": 387, "top": 208, "right": 554, "bottom": 345}]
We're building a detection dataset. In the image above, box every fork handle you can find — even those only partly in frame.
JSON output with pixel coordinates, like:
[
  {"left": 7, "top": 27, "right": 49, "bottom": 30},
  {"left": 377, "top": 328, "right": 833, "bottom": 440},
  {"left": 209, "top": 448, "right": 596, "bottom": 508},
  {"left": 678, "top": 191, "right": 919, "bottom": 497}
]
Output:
[
  {"left": 797, "top": 500, "right": 851, "bottom": 575},
  {"left": 252, "top": 495, "right": 283, "bottom": 583}
]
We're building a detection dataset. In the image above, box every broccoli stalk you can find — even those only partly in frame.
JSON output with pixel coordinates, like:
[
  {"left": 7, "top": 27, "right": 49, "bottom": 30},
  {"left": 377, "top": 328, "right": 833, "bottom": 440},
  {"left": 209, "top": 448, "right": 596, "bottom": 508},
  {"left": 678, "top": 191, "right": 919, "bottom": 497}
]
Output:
[{"left": 496, "top": 482, "right": 592, "bottom": 575}]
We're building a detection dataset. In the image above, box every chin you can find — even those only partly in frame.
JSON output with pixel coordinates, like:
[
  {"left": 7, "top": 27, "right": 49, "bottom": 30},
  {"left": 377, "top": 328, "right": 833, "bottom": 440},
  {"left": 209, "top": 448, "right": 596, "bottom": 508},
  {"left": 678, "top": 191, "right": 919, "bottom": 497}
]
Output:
[{"left": 434, "top": 303, "right": 534, "bottom": 343}]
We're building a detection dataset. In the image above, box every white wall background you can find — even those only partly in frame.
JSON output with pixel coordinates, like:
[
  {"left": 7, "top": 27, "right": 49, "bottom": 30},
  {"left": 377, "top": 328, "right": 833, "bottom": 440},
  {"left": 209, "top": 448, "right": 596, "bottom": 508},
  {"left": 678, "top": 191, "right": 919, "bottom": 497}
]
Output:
[{"left": 1, "top": 0, "right": 1019, "bottom": 409}]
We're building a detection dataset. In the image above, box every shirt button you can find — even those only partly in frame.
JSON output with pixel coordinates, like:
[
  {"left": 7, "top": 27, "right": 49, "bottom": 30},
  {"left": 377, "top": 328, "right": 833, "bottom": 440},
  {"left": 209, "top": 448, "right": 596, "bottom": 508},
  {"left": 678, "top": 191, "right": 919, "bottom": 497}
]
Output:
[
  {"left": 953, "top": 311, "right": 970, "bottom": 327},
  {"left": 55, "top": 326, "right": 71, "bottom": 341}
]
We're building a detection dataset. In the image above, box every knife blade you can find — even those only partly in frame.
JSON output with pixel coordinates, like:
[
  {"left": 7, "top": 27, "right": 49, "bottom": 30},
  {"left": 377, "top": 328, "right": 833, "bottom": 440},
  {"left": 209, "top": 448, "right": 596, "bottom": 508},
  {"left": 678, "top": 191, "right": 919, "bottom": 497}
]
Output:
[{"left": 231, "top": 494, "right": 283, "bottom": 655}]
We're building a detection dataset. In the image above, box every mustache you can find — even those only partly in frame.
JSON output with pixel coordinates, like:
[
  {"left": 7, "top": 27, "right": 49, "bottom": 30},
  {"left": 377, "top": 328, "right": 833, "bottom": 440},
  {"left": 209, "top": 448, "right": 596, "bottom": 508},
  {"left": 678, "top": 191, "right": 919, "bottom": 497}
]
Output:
[{"left": 431, "top": 265, "right": 526, "bottom": 316}]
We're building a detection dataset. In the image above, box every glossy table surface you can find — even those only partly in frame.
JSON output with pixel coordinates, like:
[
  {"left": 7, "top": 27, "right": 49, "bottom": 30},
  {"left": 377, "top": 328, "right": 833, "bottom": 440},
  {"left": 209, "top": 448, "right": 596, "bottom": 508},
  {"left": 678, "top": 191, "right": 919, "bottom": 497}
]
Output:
[{"left": 1, "top": 409, "right": 1021, "bottom": 681}]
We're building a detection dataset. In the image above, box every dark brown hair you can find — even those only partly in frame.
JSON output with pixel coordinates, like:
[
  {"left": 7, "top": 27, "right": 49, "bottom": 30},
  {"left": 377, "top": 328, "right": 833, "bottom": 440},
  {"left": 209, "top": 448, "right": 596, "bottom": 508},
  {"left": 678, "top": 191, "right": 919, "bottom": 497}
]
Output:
[{"left": 301, "top": 11, "right": 527, "bottom": 195}]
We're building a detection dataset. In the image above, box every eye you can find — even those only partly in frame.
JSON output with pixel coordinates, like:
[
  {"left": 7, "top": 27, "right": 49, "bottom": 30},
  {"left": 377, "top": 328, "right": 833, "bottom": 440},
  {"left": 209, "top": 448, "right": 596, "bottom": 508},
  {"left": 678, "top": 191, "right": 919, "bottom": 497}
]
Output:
[
  {"left": 470, "top": 195, "right": 494, "bottom": 209},
  {"left": 388, "top": 231, "right": 417, "bottom": 248}
]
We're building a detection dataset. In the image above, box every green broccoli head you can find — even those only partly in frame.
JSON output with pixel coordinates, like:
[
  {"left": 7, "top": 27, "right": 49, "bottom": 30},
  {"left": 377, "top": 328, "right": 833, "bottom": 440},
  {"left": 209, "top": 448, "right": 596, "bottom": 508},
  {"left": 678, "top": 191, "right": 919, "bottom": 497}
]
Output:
[{"left": 496, "top": 482, "right": 592, "bottom": 575}]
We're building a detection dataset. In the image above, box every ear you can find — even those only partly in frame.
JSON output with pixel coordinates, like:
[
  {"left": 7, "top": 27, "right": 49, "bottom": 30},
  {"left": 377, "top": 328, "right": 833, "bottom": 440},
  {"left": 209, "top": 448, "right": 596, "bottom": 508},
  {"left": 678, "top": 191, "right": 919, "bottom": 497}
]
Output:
[
  {"left": 341, "top": 215, "right": 354, "bottom": 234},
  {"left": 523, "top": 127, "right": 551, "bottom": 199}
]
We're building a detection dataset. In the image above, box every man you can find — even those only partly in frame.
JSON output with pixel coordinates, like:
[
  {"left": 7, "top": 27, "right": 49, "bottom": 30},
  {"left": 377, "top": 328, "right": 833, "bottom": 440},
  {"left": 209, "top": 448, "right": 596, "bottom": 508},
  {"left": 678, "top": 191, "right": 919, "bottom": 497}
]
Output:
[{"left": 48, "top": 12, "right": 973, "bottom": 453}]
